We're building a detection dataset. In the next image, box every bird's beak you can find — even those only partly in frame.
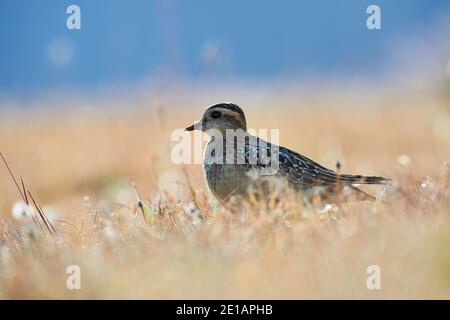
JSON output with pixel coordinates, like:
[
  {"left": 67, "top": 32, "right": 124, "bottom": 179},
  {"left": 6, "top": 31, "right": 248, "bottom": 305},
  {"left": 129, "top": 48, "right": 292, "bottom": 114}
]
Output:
[{"left": 185, "top": 120, "right": 201, "bottom": 132}]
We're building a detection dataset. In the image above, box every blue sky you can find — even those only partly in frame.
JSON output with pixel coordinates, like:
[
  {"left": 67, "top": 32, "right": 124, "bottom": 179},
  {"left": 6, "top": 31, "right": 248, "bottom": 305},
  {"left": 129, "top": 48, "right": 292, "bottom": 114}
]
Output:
[{"left": 0, "top": 0, "right": 449, "bottom": 95}]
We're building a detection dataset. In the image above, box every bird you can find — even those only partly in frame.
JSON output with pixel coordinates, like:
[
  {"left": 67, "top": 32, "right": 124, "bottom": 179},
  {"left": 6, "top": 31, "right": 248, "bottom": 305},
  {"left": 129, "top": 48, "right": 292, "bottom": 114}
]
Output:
[{"left": 185, "top": 102, "right": 390, "bottom": 207}]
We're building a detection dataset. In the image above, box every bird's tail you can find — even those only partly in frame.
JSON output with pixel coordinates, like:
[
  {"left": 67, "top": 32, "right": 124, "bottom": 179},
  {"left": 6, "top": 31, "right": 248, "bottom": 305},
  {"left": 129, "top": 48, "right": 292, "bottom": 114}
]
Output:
[{"left": 338, "top": 174, "right": 391, "bottom": 185}]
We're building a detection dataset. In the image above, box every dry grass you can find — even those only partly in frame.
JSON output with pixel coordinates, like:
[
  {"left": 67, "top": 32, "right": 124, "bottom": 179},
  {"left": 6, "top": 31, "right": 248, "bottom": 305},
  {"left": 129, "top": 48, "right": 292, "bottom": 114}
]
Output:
[{"left": 0, "top": 84, "right": 449, "bottom": 299}]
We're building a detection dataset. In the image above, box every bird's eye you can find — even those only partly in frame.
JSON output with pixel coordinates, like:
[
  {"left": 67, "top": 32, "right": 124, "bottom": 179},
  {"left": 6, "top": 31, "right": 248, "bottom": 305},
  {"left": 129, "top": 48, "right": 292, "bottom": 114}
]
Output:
[{"left": 211, "top": 111, "right": 221, "bottom": 119}]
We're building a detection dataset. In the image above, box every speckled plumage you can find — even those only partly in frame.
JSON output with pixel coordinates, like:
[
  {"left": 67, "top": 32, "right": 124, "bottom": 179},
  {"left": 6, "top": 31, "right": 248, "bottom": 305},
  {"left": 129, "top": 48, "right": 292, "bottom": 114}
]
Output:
[{"left": 186, "top": 103, "right": 390, "bottom": 205}]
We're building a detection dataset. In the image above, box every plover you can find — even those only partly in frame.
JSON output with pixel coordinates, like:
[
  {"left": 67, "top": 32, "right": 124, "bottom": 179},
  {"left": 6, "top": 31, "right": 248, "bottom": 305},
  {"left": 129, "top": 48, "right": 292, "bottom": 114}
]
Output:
[{"left": 185, "top": 103, "right": 390, "bottom": 206}]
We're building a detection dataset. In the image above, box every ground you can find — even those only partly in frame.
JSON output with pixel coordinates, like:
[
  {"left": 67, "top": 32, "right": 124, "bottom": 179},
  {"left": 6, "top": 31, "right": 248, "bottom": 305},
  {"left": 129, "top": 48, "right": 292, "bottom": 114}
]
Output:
[{"left": 0, "top": 83, "right": 449, "bottom": 299}]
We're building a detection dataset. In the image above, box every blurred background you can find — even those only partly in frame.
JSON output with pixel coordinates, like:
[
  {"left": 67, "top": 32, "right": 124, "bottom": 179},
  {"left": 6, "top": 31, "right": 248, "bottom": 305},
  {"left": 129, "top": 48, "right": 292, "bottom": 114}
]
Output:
[
  {"left": 0, "top": 0, "right": 449, "bottom": 205},
  {"left": 0, "top": 0, "right": 449, "bottom": 100}
]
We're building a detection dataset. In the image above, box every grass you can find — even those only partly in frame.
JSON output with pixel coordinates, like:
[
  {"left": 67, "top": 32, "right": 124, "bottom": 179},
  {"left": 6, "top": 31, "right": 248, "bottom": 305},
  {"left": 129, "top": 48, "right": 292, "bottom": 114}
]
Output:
[{"left": 0, "top": 84, "right": 449, "bottom": 299}]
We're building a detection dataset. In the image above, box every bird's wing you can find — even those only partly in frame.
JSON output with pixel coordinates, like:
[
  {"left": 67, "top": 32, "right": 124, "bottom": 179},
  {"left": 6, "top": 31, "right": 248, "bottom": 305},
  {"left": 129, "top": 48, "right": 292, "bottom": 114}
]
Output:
[
  {"left": 245, "top": 138, "right": 389, "bottom": 187},
  {"left": 277, "top": 146, "right": 342, "bottom": 187},
  {"left": 242, "top": 137, "right": 337, "bottom": 186}
]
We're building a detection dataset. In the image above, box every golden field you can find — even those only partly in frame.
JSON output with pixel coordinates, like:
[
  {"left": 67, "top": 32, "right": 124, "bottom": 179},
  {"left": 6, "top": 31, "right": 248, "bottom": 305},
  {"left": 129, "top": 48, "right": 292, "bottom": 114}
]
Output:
[{"left": 0, "top": 82, "right": 449, "bottom": 299}]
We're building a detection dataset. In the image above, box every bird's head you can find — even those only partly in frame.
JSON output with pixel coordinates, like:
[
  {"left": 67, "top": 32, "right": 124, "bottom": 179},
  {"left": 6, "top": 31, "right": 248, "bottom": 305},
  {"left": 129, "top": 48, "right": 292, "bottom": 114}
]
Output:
[{"left": 185, "top": 103, "right": 247, "bottom": 134}]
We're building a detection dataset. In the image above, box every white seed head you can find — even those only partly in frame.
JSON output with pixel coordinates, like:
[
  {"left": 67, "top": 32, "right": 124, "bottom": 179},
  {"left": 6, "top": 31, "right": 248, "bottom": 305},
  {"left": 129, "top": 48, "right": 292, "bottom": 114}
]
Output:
[
  {"left": 398, "top": 154, "right": 411, "bottom": 166},
  {"left": 12, "top": 202, "right": 34, "bottom": 220}
]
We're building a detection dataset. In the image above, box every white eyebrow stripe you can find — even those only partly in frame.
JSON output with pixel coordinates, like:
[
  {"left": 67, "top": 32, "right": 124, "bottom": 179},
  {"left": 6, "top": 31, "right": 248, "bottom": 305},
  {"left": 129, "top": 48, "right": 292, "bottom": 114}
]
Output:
[
  {"left": 212, "top": 107, "right": 244, "bottom": 123},
  {"left": 212, "top": 107, "right": 238, "bottom": 115}
]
